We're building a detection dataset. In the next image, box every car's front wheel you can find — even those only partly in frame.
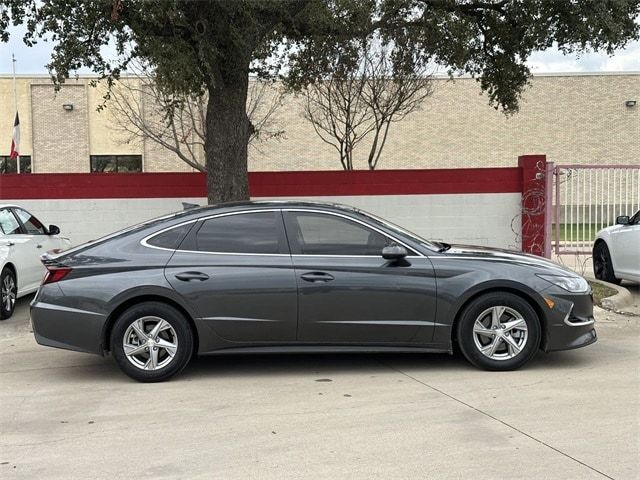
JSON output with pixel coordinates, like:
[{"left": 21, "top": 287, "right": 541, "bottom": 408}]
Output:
[
  {"left": 457, "top": 292, "right": 541, "bottom": 371},
  {"left": 0, "top": 268, "right": 17, "bottom": 320},
  {"left": 110, "top": 302, "right": 194, "bottom": 382},
  {"left": 593, "top": 241, "right": 621, "bottom": 285}
]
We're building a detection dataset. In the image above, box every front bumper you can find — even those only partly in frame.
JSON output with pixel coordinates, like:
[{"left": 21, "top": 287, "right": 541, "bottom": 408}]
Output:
[{"left": 541, "top": 291, "right": 597, "bottom": 352}]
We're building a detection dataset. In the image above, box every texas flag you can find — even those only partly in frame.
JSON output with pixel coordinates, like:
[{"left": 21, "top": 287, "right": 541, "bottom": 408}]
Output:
[{"left": 9, "top": 112, "right": 20, "bottom": 159}]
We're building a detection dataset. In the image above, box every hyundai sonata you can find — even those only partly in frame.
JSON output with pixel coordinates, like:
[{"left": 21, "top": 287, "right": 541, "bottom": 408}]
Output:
[{"left": 31, "top": 201, "right": 596, "bottom": 382}]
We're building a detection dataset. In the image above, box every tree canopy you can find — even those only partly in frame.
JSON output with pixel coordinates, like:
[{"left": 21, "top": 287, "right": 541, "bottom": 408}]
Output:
[{"left": 2, "top": 0, "right": 638, "bottom": 202}]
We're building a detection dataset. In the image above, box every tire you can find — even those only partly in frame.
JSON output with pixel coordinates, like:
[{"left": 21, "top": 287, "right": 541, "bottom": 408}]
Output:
[
  {"left": 0, "top": 268, "right": 17, "bottom": 320},
  {"left": 593, "top": 241, "right": 621, "bottom": 285},
  {"left": 457, "top": 292, "right": 541, "bottom": 371},
  {"left": 110, "top": 302, "right": 194, "bottom": 382}
]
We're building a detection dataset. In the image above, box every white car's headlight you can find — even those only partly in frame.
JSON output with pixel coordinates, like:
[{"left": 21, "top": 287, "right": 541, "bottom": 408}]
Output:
[{"left": 537, "top": 274, "right": 590, "bottom": 293}]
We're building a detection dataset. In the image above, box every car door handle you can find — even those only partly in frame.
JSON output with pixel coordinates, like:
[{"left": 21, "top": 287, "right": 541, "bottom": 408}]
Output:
[
  {"left": 36, "top": 244, "right": 43, "bottom": 248},
  {"left": 300, "top": 272, "right": 334, "bottom": 283},
  {"left": 6, "top": 241, "right": 14, "bottom": 246},
  {"left": 174, "top": 271, "right": 209, "bottom": 282}
]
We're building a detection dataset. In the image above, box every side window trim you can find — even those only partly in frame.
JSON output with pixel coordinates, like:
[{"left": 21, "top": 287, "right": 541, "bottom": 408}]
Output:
[
  {"left": 282, "top": 209, "right": 422, "bottom": 257},
  {"left": 12, "top": 207, "right": 45, "bottom": 235},
  {"left": 141, "top": 209, "right": 291, "bottom": 256}
]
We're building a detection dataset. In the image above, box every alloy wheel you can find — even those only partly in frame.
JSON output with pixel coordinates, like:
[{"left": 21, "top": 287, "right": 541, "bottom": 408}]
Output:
[
  {"left": 123, "top": 316, "right": 179, "bottom": 371},
  {"left": 2, "top": 274, "right": 16, "bottom": 312},
  {"left": 472, "top": 306, "right": 529, "bottom": 361},
  {"left": 594, "top": 249, "right": 607, "bottom": 278}
]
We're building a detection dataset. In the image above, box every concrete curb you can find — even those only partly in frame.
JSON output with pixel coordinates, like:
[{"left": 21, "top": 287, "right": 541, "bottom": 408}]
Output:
[{"left": 586, "top": 277, "right": 633, "bottom": 311}]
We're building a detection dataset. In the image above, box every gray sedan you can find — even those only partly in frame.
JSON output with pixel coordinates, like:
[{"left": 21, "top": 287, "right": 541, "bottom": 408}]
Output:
[{"left": 31, "top": 201, "right": 596, "bottom": 382}]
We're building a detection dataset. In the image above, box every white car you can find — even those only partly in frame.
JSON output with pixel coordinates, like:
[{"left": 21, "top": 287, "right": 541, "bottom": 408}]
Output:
[
  {"left": 593, "top": 210, "right": 640, "bottom": 284},
  {"left": 1, "top": 205, "right": 71, "bottom": 319}
]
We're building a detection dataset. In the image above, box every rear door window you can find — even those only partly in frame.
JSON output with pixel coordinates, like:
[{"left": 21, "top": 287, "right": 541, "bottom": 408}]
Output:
[{"left": 194, "top": 211, "right": 285, "bottom": 254}]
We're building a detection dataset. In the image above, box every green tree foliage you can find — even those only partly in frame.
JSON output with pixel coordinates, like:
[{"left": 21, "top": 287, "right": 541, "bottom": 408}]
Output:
[{"left": 1, "top": 0, "right": 638, "bottom": 202}]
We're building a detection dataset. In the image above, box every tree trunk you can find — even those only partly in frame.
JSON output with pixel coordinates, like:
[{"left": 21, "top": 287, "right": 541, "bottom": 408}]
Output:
[{"left": 205, "top": 73, "right": 253, "bottom": 204}]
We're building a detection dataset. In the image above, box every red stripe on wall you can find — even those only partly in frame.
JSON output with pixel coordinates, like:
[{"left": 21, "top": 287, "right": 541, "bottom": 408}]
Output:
[{"left": 0, "top": 168, "right": 522, "bottom": 200}]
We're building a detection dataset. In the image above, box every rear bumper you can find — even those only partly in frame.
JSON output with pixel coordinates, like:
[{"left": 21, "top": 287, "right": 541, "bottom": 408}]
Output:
[
  {"left": 30, "top": 286, "right": 107, "bottom": 356},
  {"left": 541, "top": 292, "right": 597, "bottom": 353}
]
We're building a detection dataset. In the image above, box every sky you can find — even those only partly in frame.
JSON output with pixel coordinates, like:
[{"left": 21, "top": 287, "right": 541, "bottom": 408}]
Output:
[{"left": 1, "top": 24, "right": 639, "bottom": 75}]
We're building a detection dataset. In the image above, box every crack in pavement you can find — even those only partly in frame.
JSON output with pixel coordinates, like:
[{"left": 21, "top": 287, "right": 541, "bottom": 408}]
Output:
[{"left": 382, "top": 362, "right": 615, "bottom": 480}]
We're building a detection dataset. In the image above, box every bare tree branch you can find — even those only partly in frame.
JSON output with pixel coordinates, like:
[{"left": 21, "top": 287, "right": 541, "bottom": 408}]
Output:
[
  {"left": 108, "top": 61, "right": 285, "bottom": 171},
  {"left": 299, "top": 36, "right": 435, "bottom": 170}
]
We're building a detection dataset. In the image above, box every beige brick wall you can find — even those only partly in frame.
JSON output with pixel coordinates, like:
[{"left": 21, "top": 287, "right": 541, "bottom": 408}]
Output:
[
  {"left": 0, "top": 77, "right": 32, "bottom": 157},
  {"left": 251, "top": 73, "right": 640, "bottom": 171},
  {"left": 1, "top": 73, "right": 638, "bottom": 173},
  {"left": 31, "top": 83, "right": 90, "bottom": 173}
]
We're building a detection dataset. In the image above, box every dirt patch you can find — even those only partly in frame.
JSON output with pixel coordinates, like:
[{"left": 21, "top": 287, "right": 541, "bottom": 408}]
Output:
[{"left": 588, "top": 280, "right": 618, "bottom": 307}]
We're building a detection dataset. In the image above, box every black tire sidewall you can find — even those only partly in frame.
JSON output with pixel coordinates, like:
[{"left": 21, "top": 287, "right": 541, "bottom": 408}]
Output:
[
  {"left": 457, "top": 292, "right": 541, "bottom": 371},
  {"left": 0, "top": 268, "right": 16, "bottom": 320},
  {"left": 110, "top": 302, "right": 193, "bottom": 382},
  {"left": 593, "top": 242, "right": 620, "bottom": 284}
]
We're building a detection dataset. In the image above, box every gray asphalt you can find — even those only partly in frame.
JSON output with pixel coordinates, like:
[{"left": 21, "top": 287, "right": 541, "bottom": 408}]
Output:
[{"left": 1, "top": 295, "right": 638, "bottom": 480}]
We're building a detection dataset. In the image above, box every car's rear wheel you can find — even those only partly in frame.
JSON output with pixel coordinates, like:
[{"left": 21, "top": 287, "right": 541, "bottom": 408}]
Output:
[
  {"left": 593, "top": 241, "right": 621, "bottom": 285},
  {"left": 110, "top": 302, "right": 194, "bottom": 382},
  {"left": 457, "top": 292, "right": 541, "bottom": 371},
  {"left": 0, "top": 268, "right": 17, "bottom": 320}
]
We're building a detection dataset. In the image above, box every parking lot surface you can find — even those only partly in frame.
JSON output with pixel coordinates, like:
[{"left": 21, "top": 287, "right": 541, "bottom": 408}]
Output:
[{"left": 1, "top": 296, "right": 638, "bottom": 480}]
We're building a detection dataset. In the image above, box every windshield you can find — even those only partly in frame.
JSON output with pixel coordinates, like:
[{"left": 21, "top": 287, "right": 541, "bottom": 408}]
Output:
[{"left": 356, "top": 209, "right": 442, "bottom": 252}]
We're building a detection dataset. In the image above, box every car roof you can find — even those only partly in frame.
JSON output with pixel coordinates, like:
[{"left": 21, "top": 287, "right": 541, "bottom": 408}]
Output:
[{"left": 184, "top": 200, "right": 361, "bottom": 215}]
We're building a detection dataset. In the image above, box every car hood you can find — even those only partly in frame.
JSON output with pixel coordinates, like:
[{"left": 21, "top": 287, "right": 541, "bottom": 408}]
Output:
[{"left": 442, "top": 244, "right": 579, "bottom": 275}]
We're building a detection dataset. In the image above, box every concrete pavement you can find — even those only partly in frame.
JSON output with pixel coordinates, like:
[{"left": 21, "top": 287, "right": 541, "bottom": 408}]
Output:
[{"left": 1, "top": 296, "right": 638, "bottom": 480}]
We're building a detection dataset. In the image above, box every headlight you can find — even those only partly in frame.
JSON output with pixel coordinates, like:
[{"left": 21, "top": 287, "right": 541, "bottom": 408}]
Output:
[{"left": 537, "top": 274, "right": 590, "bottom": 293}]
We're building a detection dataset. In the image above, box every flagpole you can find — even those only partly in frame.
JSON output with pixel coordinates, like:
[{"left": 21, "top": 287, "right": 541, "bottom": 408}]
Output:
[{"left": 11, "top": 53, "right": 20, "bottom": 174}]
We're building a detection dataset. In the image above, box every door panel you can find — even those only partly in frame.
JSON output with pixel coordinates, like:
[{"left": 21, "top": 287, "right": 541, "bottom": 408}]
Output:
[
  {"left": 165, "top": 210, "right": 298, "bottom": 343},
  {"left": 292, "top": 255, "right": 437, "bottom": 343},
  {"left": 611, "top": 224, "right": 640, "bottom": 278},
  {"left": 12, "top": 207, "right": 53, "bottom": 289},
  {"left": 0, "top": 208, "right": 39, "bottom": 292},
  {"left": 166, "top": 253, "right": 298, "bottom": 342},
  {"left": 282, "top": 210, "right": 437, "bottom": 344}
]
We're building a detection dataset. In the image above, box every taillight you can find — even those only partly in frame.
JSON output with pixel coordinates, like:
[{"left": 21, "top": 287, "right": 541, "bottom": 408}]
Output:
[{"left": 42, "top": 266, "right": 72, "bottom": 285}]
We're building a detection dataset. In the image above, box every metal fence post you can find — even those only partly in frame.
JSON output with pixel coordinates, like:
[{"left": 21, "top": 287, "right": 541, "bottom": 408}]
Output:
[{"left": 544, "top": 161, "right": 554, "bottom": 258}]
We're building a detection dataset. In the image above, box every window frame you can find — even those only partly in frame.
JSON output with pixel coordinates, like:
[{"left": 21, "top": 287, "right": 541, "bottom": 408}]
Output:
[
  {"left": 142, "top": 209, "right": 290, "bottom": 256},
  {"left": 11, "top": 207, "right": 46, "bottom": 235},
  {"left": 90, "top": 155, "right": 143, "bottom": 173},
  {"left": 282, "top": 209, "right": 421, "bottom": 257},
  {"left": 0, "top": 155, "right": 32, "bottom": 174}
]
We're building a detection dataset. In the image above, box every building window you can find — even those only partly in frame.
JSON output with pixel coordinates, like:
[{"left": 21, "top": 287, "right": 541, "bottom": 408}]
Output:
[
  {"left": 0, "top": 156, "right": 32, "bottom": 174},
  {"left": 90, "top": 155, "right": 143, "bottom": 173}
]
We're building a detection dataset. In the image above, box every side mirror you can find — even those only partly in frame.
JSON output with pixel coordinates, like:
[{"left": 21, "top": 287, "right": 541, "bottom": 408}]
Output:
[
  {"left": 382, "top": 245, "right": 408, "bottom": 260},
  {"left": 616, "top": 215, "right": 630, "bottom": 225},
  {"left": 48, "top": 224, "right": 60, "bottom": 235}
]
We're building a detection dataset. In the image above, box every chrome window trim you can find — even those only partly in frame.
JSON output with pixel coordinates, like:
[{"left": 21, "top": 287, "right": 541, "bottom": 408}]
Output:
[
  {"left": 141, "top": 209, "right": 285, "bottom": 255},
  {"left": 141, "top": 207, "right": 424, "bottom": 257},
  {"left": 282, "top": 208, "right": 423, "bottom": 257},
  {"left": 291, "top": 254, "right": 425, "bottom": 259}
]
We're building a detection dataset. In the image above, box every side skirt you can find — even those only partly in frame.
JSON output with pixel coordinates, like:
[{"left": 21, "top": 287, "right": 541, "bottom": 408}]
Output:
[{"left": 199, "top": 345, "right": 452, "bottom": 356}]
